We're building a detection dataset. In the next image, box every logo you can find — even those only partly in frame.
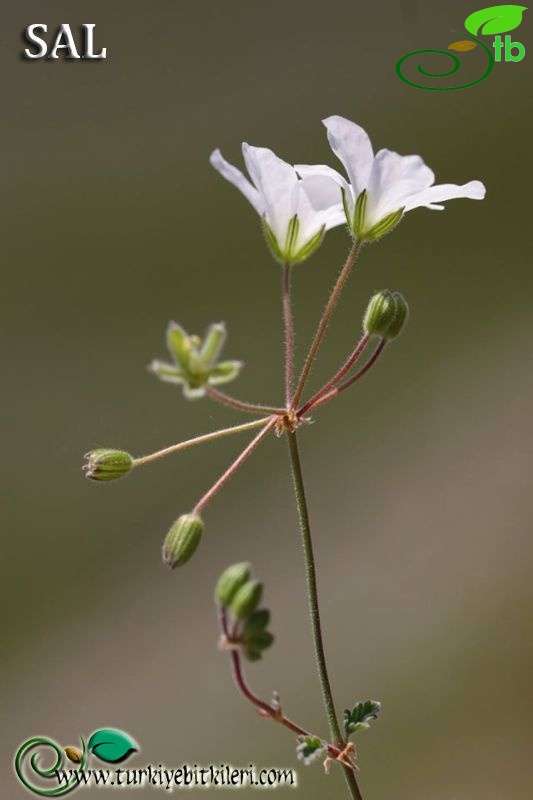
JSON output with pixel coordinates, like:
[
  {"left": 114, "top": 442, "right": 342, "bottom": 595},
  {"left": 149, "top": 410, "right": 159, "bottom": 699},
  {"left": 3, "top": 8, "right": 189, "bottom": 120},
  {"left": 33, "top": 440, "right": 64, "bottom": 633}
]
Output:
[
  {"left": 396, "top": 4, "right": 527, "bottom": 90},
  {"left": 14, "top": 728, "right": 138, "bottom": 796}
]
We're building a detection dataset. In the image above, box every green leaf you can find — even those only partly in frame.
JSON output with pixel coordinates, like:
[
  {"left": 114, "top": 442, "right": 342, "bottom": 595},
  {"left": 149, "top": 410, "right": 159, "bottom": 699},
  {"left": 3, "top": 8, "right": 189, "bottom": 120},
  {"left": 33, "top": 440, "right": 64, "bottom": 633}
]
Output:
[
  {"left": 242, "top": 609, "right": 270, "bottom": 638},
  {"left": 87, "top": 729, "right": 138, "bottom": 764},
  {"left": 208, "top": 360, "right": 243, "bottom": 386},
  {"left": 344, "top": 700, "right": 382, "bottom": 738},
  {"left": 166, "top": 322, "right": 193, "bottom": 369},
  {"left": 296, "top": 736, "right": 328, "bottom": 766},
  {"left": 465, "top": 5, "right": 527, "bottom": 36}
]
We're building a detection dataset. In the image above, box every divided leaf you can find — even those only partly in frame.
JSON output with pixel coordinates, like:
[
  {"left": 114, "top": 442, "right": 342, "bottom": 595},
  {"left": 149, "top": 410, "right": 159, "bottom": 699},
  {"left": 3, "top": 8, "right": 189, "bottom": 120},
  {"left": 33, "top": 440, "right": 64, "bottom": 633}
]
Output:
[
  {"left": 296, "top": 736, "right": 328, "bottom": 766},
  {"left": 343, "top": 700, "right": 382, "bottom": 738}
]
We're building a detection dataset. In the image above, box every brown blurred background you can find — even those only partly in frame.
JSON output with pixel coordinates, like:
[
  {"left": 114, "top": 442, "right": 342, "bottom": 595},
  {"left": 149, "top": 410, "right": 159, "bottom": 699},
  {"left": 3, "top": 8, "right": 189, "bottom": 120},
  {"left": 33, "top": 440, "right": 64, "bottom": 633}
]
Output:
[{"left": 2, "top": 1, "right": 532, "bottom": 797}]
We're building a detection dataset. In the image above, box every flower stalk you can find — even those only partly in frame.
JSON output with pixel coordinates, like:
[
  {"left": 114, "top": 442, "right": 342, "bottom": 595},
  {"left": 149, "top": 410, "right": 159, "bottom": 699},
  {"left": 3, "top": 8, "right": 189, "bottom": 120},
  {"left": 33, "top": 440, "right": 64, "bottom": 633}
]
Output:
[{"left": 291, "top": 239, "right": 362, "bottom": 409}]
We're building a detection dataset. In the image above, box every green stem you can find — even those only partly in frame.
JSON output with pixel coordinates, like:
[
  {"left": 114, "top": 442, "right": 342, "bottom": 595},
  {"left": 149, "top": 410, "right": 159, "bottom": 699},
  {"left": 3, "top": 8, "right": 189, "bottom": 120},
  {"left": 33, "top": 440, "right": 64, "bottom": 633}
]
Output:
[
  {"left": 286, "top": 431, "right": 363, "bottom": 800},
  {"left": 133, "top": 416, "right": 272, "bottom": 467}
]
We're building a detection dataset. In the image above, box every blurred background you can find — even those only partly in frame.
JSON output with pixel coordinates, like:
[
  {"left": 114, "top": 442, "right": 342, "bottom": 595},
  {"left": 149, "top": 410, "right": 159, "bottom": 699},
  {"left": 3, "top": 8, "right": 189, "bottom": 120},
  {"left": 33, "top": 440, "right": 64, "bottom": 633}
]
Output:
[{"left": 2, "top": 1, "right": 532, "bottom": 797}]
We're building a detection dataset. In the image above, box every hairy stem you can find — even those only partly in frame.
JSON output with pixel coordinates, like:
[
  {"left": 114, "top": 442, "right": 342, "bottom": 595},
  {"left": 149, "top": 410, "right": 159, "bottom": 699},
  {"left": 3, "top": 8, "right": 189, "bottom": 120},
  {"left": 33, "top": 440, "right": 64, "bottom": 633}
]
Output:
[
  {"left": 291, "top": 240, "right": 361, "bottom": 409},
  {"left": 133, "top": 417, "right": 273, "bottom": 467},
  {"left": 207, "top": 386, "right": 284, "bottom": 415},
  {"left": 307, "top": 339, "right": 387, "bottom": 412},
  {"left": 299, "top": 334, "right": 370, "bottom": 416},
  {"left": 282, "top": 263, "right": 295, "bottom": 408},
  {"left": 286, "top": 432, "right": 363, "bottom": 800},
  {"left": 193, "top": 418, "right": 276, "bottom": 513},
  {"left": 218, "top": 607, "right": 349, "bottom": 762}
]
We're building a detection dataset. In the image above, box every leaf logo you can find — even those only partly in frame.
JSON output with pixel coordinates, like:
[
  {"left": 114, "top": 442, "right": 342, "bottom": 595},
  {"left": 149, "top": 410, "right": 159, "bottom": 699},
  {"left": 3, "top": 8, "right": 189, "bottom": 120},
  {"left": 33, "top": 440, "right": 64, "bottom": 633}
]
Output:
[
  {"left": 448, "top": 40, "right": 478, "bottom": 50},
  {"left": 465, "top": 4, "right": 527, "bottom": 36},
  {"left": 87, "top": 729, "right": 138, "bottom": 764}
]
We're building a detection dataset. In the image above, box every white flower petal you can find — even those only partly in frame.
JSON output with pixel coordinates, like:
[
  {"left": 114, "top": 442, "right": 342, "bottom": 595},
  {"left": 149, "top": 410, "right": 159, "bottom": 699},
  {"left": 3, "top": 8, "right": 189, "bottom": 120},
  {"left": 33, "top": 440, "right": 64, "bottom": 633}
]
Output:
[
  {"left": 242, "top": 144, "right": 299, "bottom": 241},
  {"left": 365, "top": 149, "right": 435, "bottom": 227},
  {"left": 322, "top": 116, "right": 374, "bottom": 196},
  {"left": 209, "top": 149, "right": 264, "bottom": 215},
  {"left": 403, "top": 180, "right": 486, "bottom": 212},
  {"left": 299, "top": 176, "right": 345, "bottom": 238}
]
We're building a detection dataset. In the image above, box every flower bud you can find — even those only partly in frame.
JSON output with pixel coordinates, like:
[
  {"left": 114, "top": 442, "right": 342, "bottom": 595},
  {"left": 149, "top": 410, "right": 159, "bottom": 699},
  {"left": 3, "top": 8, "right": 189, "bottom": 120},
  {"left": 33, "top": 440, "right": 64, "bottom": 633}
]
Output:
[
  {"left": 83, "top": 449, "right": 134, "bottom": 481},
  {"left": 215, "top": 562, "right": 251, "bottom": 607},
  {"left": 230, "top": 579, "right": 263, "bottom": 619},
  {"left": 363, "top": 290, "right": 409, "bottom": 340},
  {"left": 162, "top": 513, "right": 203, "bottom": 569},
  {"left": 385, "top": 292, "right": 409, "bottom": 339},
  {"left": 363, "top": 291, "right": 396, "bottom": 338}
]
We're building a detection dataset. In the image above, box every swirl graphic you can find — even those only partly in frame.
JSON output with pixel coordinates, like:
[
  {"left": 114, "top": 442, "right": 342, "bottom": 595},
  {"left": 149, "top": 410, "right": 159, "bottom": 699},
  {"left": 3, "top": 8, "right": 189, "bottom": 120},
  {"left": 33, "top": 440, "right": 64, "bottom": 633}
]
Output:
[
  {"left": 15, "top": 736, "right": 87, "bottom": 796},
  {"left": 396, "top": 32, "right": 494, "bottom": 90}
]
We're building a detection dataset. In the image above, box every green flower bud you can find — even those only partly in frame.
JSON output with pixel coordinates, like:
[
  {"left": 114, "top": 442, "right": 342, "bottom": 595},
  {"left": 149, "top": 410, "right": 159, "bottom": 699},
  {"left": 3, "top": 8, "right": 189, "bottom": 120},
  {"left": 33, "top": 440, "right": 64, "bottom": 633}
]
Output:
[
  {"left": 83, "top": 449, "right": 134, "bottom": 481},
  {"left": 215, "top": 562, "right": 251, "bottom": 607},
  {"left": 363, "top": 291, "right": 397, "bottom": 338},
  {"left": 363, "top": 290, "right": 409, "bottom": 340},
  {"left": 231, "top": 579, "right": 263, "bottom": 620},
  {"left": 162, "top": 513, "right": 203, "bottom": 569},
  {"left": 385, "top": 292, "right": 409, "bottom": 339}
]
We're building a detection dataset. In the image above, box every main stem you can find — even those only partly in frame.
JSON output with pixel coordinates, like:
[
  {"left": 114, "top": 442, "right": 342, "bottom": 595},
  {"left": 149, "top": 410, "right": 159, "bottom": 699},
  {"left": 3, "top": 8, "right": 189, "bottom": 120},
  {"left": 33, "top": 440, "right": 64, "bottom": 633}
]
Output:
[{"left": 286, "top": 431, "right": 363, "bottom": 800}]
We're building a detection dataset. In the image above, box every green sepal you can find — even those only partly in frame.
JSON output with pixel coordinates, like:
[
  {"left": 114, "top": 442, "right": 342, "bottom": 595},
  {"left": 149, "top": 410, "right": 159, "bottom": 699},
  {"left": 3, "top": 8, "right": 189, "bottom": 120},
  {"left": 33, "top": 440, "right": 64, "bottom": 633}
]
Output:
[
  {"left": 353, "top": 189, "right": 368, "bottom": 236},
  {"left": 284, "top": 215, "right": 300, "bottom": 259},
  {"left": 200, "top": 323, "right": 227, "bottom": 367},
  {"left": 166, "top": 322, "right": 192, "bottom": 369},
  {"left": 263, "top": 219, "right": 285, "bottom": 262},
  {"left": 362, "top": 208, "right": 404, "bottom": 241},
  {"left": 148, "top": 360, "right": 184, "bottom": 384},
  {"left": 343, "top": 700, "right": 382, "bottom": 738},
  {"left": 296, "top": 736, "right": 328, "bottom": 766},
  {"left": 341, "top": 187, "right": 353, "bottom": 228},
  {"left": 291, "top": 226, "right": 326, "bottom": 264},
  {"left": 208, "top": 360, "right": 243, "bottom": 386}
]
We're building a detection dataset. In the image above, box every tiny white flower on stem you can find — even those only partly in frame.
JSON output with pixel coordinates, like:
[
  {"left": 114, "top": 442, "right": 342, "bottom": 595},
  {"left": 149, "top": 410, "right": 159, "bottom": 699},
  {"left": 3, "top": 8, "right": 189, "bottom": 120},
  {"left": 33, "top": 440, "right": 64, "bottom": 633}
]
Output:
[
  {"left": 210, "top": 144, "right": 345, "bottom": 264},
  {"left": 297, "top": 115, "right": 486, "bottom": 241}
]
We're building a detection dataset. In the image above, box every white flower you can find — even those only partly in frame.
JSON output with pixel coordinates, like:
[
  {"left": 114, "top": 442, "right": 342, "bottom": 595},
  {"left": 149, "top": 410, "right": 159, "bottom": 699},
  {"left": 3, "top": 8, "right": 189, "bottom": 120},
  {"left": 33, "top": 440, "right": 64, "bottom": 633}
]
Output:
[
  {"left": 210, "top": 144, "right": 345, "bottom": 263},
  {"left": 296, "top": 115, "right": 486, "bottom": 240}
]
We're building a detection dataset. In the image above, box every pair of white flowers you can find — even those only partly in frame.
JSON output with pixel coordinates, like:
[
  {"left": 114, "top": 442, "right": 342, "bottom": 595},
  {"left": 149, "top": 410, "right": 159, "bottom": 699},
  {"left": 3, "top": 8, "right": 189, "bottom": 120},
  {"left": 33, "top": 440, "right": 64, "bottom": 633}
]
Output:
[{"left": 210, "top": 115, "right": 485, "bottom": 263}]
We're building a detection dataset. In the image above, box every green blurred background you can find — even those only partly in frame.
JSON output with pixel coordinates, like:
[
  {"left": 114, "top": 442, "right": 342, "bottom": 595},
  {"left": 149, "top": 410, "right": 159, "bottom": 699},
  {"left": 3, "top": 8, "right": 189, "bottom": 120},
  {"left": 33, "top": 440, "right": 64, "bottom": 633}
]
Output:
[{"left": 2, "top": 1, "right": 532, "bottom": 797}]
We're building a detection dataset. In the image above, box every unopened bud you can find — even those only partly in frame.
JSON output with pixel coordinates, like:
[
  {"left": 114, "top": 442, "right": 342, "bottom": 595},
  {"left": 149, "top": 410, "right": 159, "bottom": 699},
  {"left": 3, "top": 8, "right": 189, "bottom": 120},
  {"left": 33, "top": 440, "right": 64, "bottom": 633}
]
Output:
[
  {"left": 83, "top": 449, "right": 134, "bottom": 482},
  {"left": 364, "top": 290, "right": 408, "bottom": 340},
  {"left": 385, "top": 292, "right": 409, "bottom": 339},
  {"left": 215, "top": 562, "right": 251, "bottom": 607},
  {"left": 231, "top": 579, "right": 263, "bottom": 619},
  {"left": 162, "top": 513, "right": 203, "bottom": 569}
]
